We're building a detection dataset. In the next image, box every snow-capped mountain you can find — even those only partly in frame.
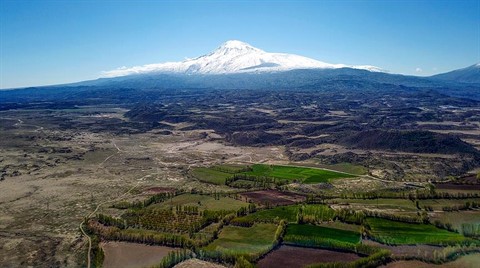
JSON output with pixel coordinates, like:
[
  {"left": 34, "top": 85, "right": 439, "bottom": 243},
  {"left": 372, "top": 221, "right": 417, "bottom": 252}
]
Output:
[{"left": 101, "top": 40, "right": 383, "bottom": 77}]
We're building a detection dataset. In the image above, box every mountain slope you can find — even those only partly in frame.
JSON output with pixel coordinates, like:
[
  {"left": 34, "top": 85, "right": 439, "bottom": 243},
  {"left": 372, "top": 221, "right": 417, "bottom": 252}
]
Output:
[
  {"left": 430, "top": 64, "right": 480, "bottom": 83},
  {"left": 101, "top": 40, "right": 383, "bottom": 77}
]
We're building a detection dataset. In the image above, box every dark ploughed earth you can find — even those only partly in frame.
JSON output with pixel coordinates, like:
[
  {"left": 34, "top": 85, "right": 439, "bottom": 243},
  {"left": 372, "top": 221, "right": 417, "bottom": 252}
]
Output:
[{"left": 257, "top": 245, "right": 362, "bottom": 268}]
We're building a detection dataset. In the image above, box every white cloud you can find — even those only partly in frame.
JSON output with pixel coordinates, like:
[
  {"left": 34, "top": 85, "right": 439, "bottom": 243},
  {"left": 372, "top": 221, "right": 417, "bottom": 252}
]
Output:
[{"left": 415, "top": 67, "right": 423, "bottom": 73}]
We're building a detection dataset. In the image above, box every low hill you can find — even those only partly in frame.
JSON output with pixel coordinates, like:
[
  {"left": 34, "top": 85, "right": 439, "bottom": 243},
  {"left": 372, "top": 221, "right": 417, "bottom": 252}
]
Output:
[{"left": 341, "top": 130, "right": 479, "bottom": 155}]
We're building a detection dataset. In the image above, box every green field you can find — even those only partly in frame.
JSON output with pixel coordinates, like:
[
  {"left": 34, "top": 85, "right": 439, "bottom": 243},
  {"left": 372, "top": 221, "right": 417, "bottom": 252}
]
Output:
[
  {"left": 204, "top": 223, "right": 277, "bottom": 254},
  {"left": 317, "top": 221, "right": 363, "bottom": 233},
  {"left": 151, "top": 193, "right": 248, "bottom": 211},
  {"left": 191, "top": 167, "right": 233, "bottom": 185},
  {"left": 285, "top": 224, "right": 361, "bottom": 244},
  {"left": 192, "top": 164, "right": 354, "bottom": 185},
  {"left": 315, "top": 162, "right": 368, "bottom": 175},
  {"left": 214, "top": 164, "right": 250, "bottom": 173},
  {"left": 234, "top": 204, "right": 336, "bottom": 224},
  {"left": 366, "top": 218, "right": 468, "bottom": 245},
  {"left": 241, "top": 164, "right": 355, "bottom": 183}
]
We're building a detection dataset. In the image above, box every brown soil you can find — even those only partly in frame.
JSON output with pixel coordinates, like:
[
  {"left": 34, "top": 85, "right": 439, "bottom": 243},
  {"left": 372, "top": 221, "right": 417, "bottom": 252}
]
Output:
[
  {"left": 363, "top": 239, "right": 442, "bottom": 259},
  {"left": 142, "top": 186, "right": 176, "bottom": 195},
  {"left": 240, "top": 190, "right": 305, "bottom": 206},
  {"left": 434, "top": 183, "right": 480, "bottom": 190},
  {"left": 101, "top": 241, "right": 175, "bottom": 268},
  {"left": 382, "top": 253, "right": 480, "bottom": 268},
  {"left": 257, "top": 245, "right": 361, "bottom": 268}
]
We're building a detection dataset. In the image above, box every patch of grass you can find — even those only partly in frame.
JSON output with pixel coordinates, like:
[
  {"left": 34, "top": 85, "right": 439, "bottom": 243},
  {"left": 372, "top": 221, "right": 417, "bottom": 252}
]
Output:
[
  {"left": 151, "top": 193, "right": 248, "bottom": 211},
  {"left": 204, "top": 223, "right": 277, "bottom": 254},
  {"left": 215, "top": 164, "right": 250, "bottom": 173},
  {"left": 317, "top": 221, "right": 363, "bottom": 233},
  {"left": 366, "top": 217, "right": 468, "bottom": 245},
  {"left": 316, "top": 162, "right": 368, "bottom": 175},
  {"left": 191, "top": 167, "right": 233, "bottom": 185},
  {"left": 241, "top": 164, "right": 355, "bottom": 184},
  {"left": 285, "top": 224, "right": 361, "bottom": 244}
]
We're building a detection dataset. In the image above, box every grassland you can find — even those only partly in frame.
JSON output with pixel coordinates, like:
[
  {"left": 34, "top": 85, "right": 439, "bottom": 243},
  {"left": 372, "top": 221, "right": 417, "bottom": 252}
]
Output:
[
  {"left": 191, "top": 167, "right": 233, "bottom": 185},
  {"left": 317, "top": 221, "right": 363, "bottom": 232},
  {"left": 241, "top": 164, "right": 355, "bottom": 183},
  {"left": 151, "top": 193, "right": 248, "bottom": 211},
  {"left": 315, "top": 162, "right": 368, "bottom": 175},
  {"left": 366, "top": 218, "right": 468, "bottom": 245},
  {"left": 214, "top": 164, "right": 250, "bottom": 173},
  {"left": 192, "top": 164, "right": 355, "bottom": 185},
  {"left": 285, "top": 224, "right": 361, "bottom": 244},
  {"left": 204, "top": 223, "right": 277, "bottom": 254}
]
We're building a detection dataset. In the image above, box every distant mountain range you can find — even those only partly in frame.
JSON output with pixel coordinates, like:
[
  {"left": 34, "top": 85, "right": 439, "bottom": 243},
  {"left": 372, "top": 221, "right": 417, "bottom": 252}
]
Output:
[
  {"left": 76, "top": 40, "right": 479, "bottom": 94},
  {"left": 430, "top": 63, "right": 480, "bottom": 84},
  {"left": 2, "top": 40, "right": 479, "bottom": 101}
]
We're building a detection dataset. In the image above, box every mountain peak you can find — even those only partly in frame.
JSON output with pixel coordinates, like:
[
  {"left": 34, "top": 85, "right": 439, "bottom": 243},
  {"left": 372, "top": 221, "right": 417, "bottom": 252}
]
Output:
[
  {"left": 101, "top": 40, "right": 383, "bottom": 77},
  {"left": 211, "top": 40, "right": 262, "bottom": 56},
  {"left": 431, "top": 63, "right": 480, "bottom": 83},
  {"left": 219, "top": 40, "right": 256, "bottom": 50}
]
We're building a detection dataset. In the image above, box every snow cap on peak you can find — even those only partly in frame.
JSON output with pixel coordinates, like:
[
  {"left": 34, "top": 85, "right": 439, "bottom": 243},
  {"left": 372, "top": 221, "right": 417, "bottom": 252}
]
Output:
[
  {"left": 101, "top": 40, "right": 384, "bottom": 77},
  {"left": 212, "top": 40, "right": 262, "bottom": 55},
  {"left": 219, "top": 40, "right": 256, "bottom": 49}
]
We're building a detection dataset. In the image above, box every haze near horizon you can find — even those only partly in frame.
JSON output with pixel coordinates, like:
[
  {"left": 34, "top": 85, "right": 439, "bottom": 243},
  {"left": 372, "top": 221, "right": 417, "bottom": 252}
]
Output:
[{"left": 1, "top": 0, "right": 479, "bottom": 88}]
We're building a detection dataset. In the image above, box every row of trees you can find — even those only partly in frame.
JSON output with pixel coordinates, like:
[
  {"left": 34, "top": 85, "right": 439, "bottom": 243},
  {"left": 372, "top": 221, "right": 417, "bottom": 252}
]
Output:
[
  {"left": 87, "top": 219, "right": 194, "bottom": 247},
  {"left": 363, "top": 210, "right": 426, "bottom": 224},
  {"left": 309, "top": 249, "right": 391, "bottom": 268},
  {"left": 432, "top": 220, "right": 455, "bottom": 232},
  {"left": 235, "top": 203, "right": 257, "bottom": 217},
  {"left": 111, "top": 191, "right": 180, "bottom": 209},
  {"left": 297, "top": 205, "right": 336, "bottom": 224},
  {"left": 225, "top": 174, "right": 289, "bottom": 188},
  {"left": 394, "top": 244, "right": 480, "bottom": 264},
  {"left": 211, "top": 165, "right": 252, "bottom": 174},
  {"left": 336, "top": 189, "right": 479, "bottom": 200},
  {"left": 151, "top": 250, "right": 194, "bottom": 268},
  {"left": 97, "top": 213, "right": 126, "bottom": 229},
  {"left": 335, "top": 209, "right": 367, "bottom": 225},
  {"left": 442, "top": 201, "right": 480, "bottom": 212}
]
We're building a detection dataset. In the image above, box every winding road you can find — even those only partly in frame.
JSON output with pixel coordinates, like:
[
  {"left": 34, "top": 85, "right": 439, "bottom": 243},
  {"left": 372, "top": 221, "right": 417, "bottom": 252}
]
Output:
[{"left": 80, "top": 140, "right": 146, "bottom": 268}]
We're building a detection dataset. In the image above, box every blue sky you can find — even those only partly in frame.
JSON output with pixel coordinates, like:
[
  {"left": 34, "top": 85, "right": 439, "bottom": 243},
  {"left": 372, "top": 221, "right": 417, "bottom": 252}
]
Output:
[{"left": 1, "top": 0, "right": 479, "bottom": 88}]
